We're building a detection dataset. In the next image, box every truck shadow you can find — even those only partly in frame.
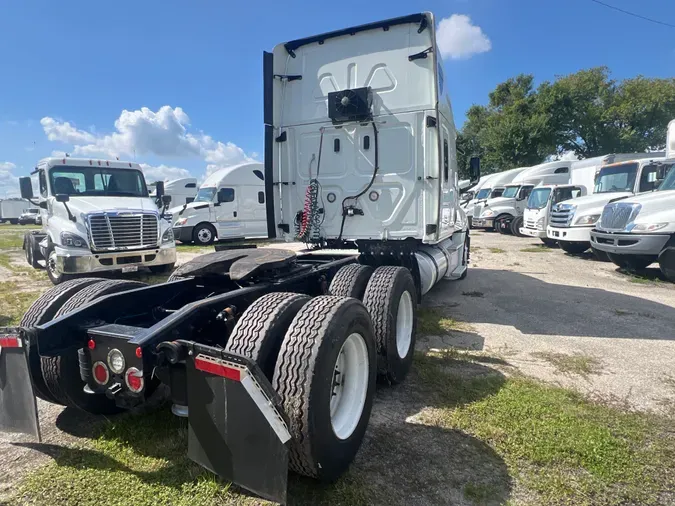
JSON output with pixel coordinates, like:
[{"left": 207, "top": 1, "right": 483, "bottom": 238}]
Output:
[
  {"left": 426, "top": 268, "right": 675, "bottom": 340},
  {"left": 22, "top": 356, "right": 511, "bottom": 506}
]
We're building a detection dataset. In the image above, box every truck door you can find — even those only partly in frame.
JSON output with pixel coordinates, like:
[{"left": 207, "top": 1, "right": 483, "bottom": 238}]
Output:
[
  {"left": 515, "top": 186, "right": 534, "bottom": 214},
  {"left": 438, "top": 122, "right": 457, "bottom": 235},
  {"left": 214, "top": 187, "right": 242, "bottom": 238}
]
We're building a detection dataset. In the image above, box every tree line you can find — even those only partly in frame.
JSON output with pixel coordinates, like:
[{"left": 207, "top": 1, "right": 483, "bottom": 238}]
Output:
[{"left": 457, "top": 67, "right": 675, "bottom": 174}]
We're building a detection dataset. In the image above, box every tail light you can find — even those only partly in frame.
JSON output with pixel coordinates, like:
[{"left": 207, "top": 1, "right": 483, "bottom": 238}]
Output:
[
  {"left": 125, "top": 367, "right": 144, "bottom": 393},
  {"left": 0, "top": 336, "right": 21, "bottom": 348},
  {"left": 92, "top": 361, "right": 109, "bottom": 385}
]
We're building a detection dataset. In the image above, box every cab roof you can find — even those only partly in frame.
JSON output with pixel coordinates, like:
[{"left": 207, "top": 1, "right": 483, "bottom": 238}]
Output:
[
  {"left": 37, "top": 157, "right": 142, "bottom": 171},
  {"left": 602, "top": 156, "right": 666, "bottom": 169}
]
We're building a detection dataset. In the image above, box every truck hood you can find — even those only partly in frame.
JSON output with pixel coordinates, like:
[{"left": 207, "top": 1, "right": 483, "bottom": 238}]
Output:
[
  {"left": 559, "top": 192, "right": 633, "bottom": 220},
  {"left": 485, "top": 197, "right": 516, "bottom": 207},
  {"left": 615, "top": 190, "right": 675, "bottom": 228},
  {"left": 168, "top": 201, "right": 211, "bottom": 216},
  {"left": 68, "top": 196, "right": 159, "bottom": 215}
]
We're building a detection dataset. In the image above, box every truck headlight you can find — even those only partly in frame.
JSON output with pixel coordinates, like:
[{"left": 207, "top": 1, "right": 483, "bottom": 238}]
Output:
[
  {"left": 162, "top": 228, "right": 175, "bottom": 243},
  {"left": 175, "top": 217, "right": 188, "bottom": 226},
  {"left": 60, "top": 232, "right": 88, "bottom": 248},
  {"left": 536, "top": 217, "right": 545, "bottom": 230},
  {"left": 575, "top": 214, "right": 600, "bottom": 226},
  {"left": 481, "top": 209, "right": 495, "bottom": 218},
  {"left": 628, "top": 222, "right": 668, "bottom": 232}
]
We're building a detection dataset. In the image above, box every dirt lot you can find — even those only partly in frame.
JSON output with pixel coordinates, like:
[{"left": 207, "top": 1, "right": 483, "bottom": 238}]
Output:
[{"left": 0, "top": 226, "right": 673, "bottom": 506}]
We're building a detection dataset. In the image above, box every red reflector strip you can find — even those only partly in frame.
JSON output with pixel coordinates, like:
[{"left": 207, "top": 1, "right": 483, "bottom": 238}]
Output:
[
  {"left": 0, "top": 336, "right": 21, "bottom": 348},
  {"left": 194, "top": 356, "right": 241, "bottom": 381}
]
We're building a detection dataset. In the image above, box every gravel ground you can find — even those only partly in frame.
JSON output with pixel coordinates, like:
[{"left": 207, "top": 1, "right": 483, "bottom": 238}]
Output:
[
  {"left": 1, "top": 234, "right": 674, "bottom": 503},
  {"left": 420, "top": 230, "right": 675, "bottom": 414}
]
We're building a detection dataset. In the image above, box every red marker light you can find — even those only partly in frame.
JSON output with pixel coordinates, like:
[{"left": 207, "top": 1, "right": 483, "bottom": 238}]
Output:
[
  {"left": 125, "top": 368, "right": 144, "bottom": 393},
  {"left": 0, "top": 336, "right": 20, "bottom": 348},
  {"left": 135, "top": 346, "right": 142, "bottom": 358},
  {"left": 88, "top": 339, "right": 96, "bottom": 350},
  {"left": 92, "top": 362, "right": 109, "bottom": 385}
]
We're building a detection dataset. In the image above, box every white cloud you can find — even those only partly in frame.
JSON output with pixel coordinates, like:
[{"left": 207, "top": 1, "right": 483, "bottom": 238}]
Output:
[
  {"left": 139, "top": 163, "right": 192, "bottom": 183},
  {"left": 436, "top": 14, "right": 491, "bottom": 60},
  {"left": 547, "top": 151, "right": 580, "bottom": 162},
  {"left": 0, "top": 162, "right": 20, "bottom": 198},
  {"left": 40, "top": 106, "right": 253, "bottom": 178}
]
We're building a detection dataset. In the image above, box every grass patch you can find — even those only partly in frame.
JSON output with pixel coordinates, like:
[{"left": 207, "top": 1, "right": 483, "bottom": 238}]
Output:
[
  {"left": 488, "top": 247, "right": 505, "bottom": 254},
  {"left": 416, "top": 351, "right": 675, "bottom": 505},
  {"left": 0, "top": 253, "right": 47, "bottom": 280},
  {"left": 531, "top": 351, "right": 603, "bottom": 378},
  {"left": 0, "top": 281, "right": 41, "bottom": 325},
  {"left": 520, "top": 245, "right": 552, "bottom": 253},
  {"left": 16, "top": 409, "right": 369, "bottom": 506},
  {"left": 417, "top": 307, "right": 467, "bottom": 335},
  {"left": 0, "top": 232, "right": 26, "bottom": 249}
]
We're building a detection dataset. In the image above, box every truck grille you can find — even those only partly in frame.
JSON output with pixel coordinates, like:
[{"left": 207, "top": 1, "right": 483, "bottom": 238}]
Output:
[
  {"left": 598, "top": 203, "right": 641, "bottom": 231},
  {"left": 525, "top": 219, "right": 537, "bottom": 230},
  {"left": 473, "top": 203, "right": 485, "bottom": 218},
  {"left": 549, "top": 204, "right": 575, "bottom": 228},
  {"left": 88, "top": 213, "right": 159, "bottom": 251}
]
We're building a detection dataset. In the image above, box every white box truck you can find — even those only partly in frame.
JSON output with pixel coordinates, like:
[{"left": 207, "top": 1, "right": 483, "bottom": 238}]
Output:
[
  {"left": 547, "top": 152, "right": 667, "bottom": 255},
  {"left": 590, "top": 156, "right": 675, "bottom": 277},
  {"left": 0, "top": 199, "right": 30, "bottom": 224},
  {"left": 171, "top": 162, "right": 267, "bottom": 245},
  {"left": 19, "top": 157, "right": 177, "bottom": 284}
]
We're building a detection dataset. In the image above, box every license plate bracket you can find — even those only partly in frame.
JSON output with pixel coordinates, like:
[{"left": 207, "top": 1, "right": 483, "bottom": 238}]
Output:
[{"left": 121, "top": 265, "right": 139, "bottom": 273}]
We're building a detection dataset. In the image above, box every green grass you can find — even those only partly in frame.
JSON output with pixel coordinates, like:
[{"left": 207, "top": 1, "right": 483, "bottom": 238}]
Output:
[
  {"left": 520, "top": 246, "right": 553, "bottom": 253},
  {"left": 416, "top": 350, "right": 675, "bottom": 506},
  {"left": 0, "top": 253, "right": 47, "bottom": 280},
  {"left": 417, "top": 307, "right": 466, "bottom": 335},
  {"left": 531, "top": 351, "right": 603, "bottom": 378},
  {"left": 489, "top": 247, "right": 506, "bottom": 254},
  {"left": 0, "top": 281, "right": 41, "bottom": 325},
  {"left": 0, "top": 232, "right": 26, "bottom": 249}
]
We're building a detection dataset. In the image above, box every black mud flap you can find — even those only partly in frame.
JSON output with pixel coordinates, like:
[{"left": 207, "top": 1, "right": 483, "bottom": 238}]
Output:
[
  {"left": 185, "top": 345, "right": 290, "bottom": 504},
  {"left": 0, "top": 328, "right": 41, "bottom": 441}
]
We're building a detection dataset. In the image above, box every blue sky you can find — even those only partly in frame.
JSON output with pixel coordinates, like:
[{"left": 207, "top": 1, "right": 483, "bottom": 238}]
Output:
[{"left": 0, "top": 0, "right": 673, "bottom": 195}]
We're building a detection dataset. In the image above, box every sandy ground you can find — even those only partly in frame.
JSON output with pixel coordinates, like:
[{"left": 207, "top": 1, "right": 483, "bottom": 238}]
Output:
[{"left": 0, "top": 234, "right": 674, "bottom": 504}]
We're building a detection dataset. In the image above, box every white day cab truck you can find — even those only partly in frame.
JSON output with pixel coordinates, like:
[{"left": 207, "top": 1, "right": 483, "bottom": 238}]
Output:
[
  {"left": 472, "top": 161, "right": 572, "bottom": 235},
  {"left": 149, "top": 177, "right": 198, "bottom": 206},
  {"left": 519, "top": 156, "right": 608, "bottom": 245},
  {"left": 0, "top": 198, "right": 30, "bottom": 224},
  {"left": 547, "top": 153, "right": 669, "bottom": 256},
  {"left": 590, "top": 151, "right": 675, "bottom": 278},
  {"left": 18, "top": 157, "right": 177, "bottom": 285},
  {"left": 467, "top": 166, "right": 527, "bottom": 227},
  {"left": 0, "top": 13, "right": 479, "bottom": 505},
  {"left": 170, "top": 162, "right": 267, "bottom": 245}
]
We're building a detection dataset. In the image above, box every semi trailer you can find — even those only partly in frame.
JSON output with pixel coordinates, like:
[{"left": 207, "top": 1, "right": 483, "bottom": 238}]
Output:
[
  {"left": 18, "top": 157, "right": 177, "bottom": 284},
  {"left": 546, "top": 153, "right": 668, "bottom": 255},
  {"left": 0, "top": 198, "right": 30, "bottom": 224},
  {"left": 0, "top": 13, "right": 479, "bottom": 505},
  {"left": 590, "top": 157, "right": 675, "bottom": 277}
]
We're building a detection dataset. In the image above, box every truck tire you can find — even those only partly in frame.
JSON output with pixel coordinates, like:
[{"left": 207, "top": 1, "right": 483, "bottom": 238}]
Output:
[
  {"left": 608, "top": 253, "right": 655, "bottom": 271},
  {"left": 20, "top": 277, "right": 103, "bottom": 404},
  {"left": 41, "top": 279, "right": 146, "bottom": 413},
  {"left": 541, "top": 238, "right": 558, "bottom": 248},
  {"left": 559, "top": 241, "right": 589, "bottom": 255},
  {"left": 193, "top": 223, "right": 216, "bottom": 245},
  {"left": 362, "top": 266, "right": 417, "bottom": 384},
  {"left": 658, "top": 238, "right": 675, "bottom": 282},
  {"left": 495, "top": 215, "right": 511, "bottom": 235},
  {"left": 224, "top": 292, "right": 310, "bottom": 379},
  {"left": 510, "top": 216, "right": 524, "bottom": 237},
  {"left": 25, "top": 234, "right": 40, "bottom": 268},
  {"left": 45, "top": 242, "right": 74, "bottom": 285},
  {"left": 9, "top": 219, "right": 18, "bottom": 225},
  {"left": 273, "top": 296, "right": 376, "bottom": 481},
  {"left": 591, "top": 247, "right": 610, "bottom": 262},
  {"left": 329, "top": 264, "right": 374, "bottom": 300},
  {"left": 149, "top": 263, "right": 175, "bottom": 274},
  {"left": 459, "top": 232, "right": 470, "bottom": 280}
]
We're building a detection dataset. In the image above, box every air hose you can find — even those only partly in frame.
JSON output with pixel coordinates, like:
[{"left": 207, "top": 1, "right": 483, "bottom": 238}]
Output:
[{"left": 296, "top": 129, "right": 325, "bottom": 242}]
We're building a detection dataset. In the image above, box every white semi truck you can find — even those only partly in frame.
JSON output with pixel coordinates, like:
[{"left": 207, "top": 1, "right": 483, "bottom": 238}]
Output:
[
  {"left": 19, "top": 157, "right": 177, "bottom": 284},
  {"left": 149, "top": 177, "right": 198, "bottom": 206},
  {"left": 171, "top": 162, "right": 267, "bottom": 245},
  {"left": 547, "top": 153, "right": 668, "bottom": 255},
  {"left": 590, "top": 157, "right": 675, "bottom": 277},
  {"left": 473, "top": 160, "right": 572, "bottom": 235},
  {"left": 519, "top": 157, "right": 603, "bottom": 245},
  {"left": 468, "top": 167, "right": 528, "bottom": 227}
]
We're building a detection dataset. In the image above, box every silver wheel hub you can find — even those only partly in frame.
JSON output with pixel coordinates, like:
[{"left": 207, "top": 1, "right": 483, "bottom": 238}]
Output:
[
  {"left": 396, "top": 291, "right": 413, "bottom": 358},
  {"left": 48, "top": 251, "right": 58, "bottom": 276},
  {"left": 198, "top": 228, "right": 212, "bottom": 243},
  {"left": 330, "top": 332, "right": 369, "bottom": 440}
]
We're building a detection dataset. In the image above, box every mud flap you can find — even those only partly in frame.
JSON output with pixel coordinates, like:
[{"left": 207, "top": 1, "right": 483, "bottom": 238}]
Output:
[
  {"left": 0, "top": 329, "right": 41, "bottom": 441},
  {"left": 185, "top": 347, "right": 290, "bottom": 504}
]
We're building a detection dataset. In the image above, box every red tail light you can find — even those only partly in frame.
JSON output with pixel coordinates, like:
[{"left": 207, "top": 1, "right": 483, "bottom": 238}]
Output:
[
  {"left": 92, "top": 361, "right": 109, "bottom": 385},
  {"left": 0, "top": 336, "right": 21, "bottom": 348},
  {"left": 125, "top": 368, "right": 144, "bottom": 393}
]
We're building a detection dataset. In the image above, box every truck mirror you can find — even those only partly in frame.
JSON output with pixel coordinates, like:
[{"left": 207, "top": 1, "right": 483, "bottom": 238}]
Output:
[
  {"left": 19, "top": 177, "right": 34, "bottom": 200},
  {"left": 55, "top": 194, "right": 70, "bottom": 203},
  {"left": 162, "top": 195, "right": 172, "bottom": 206},
  {"left": 155, "top": 181, "right": 165, "bottom": 199},
  {"left": 469, "top": 157, "right": 481, "bottom": 183}
]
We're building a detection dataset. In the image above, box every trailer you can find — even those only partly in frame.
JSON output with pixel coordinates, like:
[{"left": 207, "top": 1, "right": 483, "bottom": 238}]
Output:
[
  {"left": 0, "top": 198, "right": 30, "bottom": 224},
  {"left": 0, "top": 12, "right": 479, "bottom": 505}
]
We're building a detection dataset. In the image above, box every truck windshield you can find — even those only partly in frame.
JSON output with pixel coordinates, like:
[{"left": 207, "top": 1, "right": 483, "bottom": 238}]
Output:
[
  {"left": 490, "top": 188, "right": 505, "bottom": 198},
  {"left": 527, "top": 188, "right": 551, "bottom": 209},
  {"left": 49, "top": 167, "right": 147, "bottom": 197},
  {"left": 658, "top": 164, "right": 675, "bottom": 191},
  {"left": 194, "top": 187, "right": 216, "bottom": 202},
  {"left": 27, "top": 208, "right": 39, "bottom": 213},
  {"left": 476, "top": 188, "right": 491, "bottom": 199},
  {"left": 501, "top": 186, "right": 519, "bottom": 198},
  {"left": 594, "top": 163, "right": 638, "bottom": 193}
]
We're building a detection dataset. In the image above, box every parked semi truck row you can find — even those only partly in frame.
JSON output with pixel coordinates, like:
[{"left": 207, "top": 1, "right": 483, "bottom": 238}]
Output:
[{"left": 0, "top": 13, "right": 480, "bottom": 505}]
